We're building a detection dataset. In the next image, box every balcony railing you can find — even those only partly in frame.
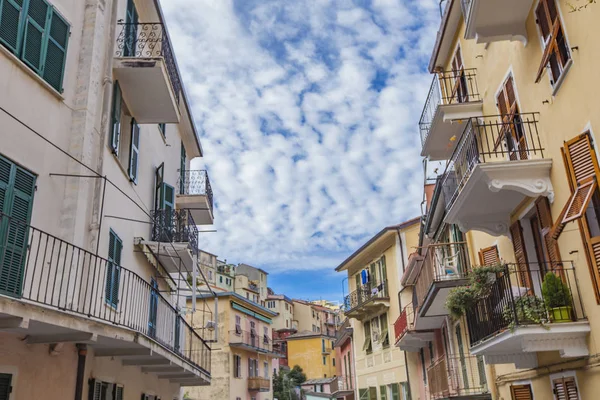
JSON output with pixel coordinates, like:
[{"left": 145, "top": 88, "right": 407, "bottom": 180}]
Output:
[
  {"left": 150, "top": 209, "right": 198, "bottom": 250},
  {"left": 467, "top": 262, "right": 585, "bottom": 346},
  {"left": 461, "top": 0, "right": 473, "bottom": 20},
  {"left": 331, "top": 376, "right": 354, "bottom": 393},
  {"left": 419, "top": 69, "right": 481, "bottom": 146},
  {"left": 343, "top": 280, "right": 389, "bottom": 312},
  {"left": 394, "top": 304, "right": 416, "bottom": 344},
  {"left": 414, "top": 242, "right": 471, "bottom": 311},
  {"left": 229, "top": 330, "right": 273, "bottom": 353},
  {"left": 248, "top": 377, "right": 271, "bottom": 391},
  {"left": 0, "top": 213, "right": 210, "bottom": 374},
  {"left": 441, "top": 113, "right": 544, "bottom": 212},
  {"left": 115, "top": 22, "right": 182, "bottom": 103},
  {"left": 177, "top": 170, "right": 214, "bottom": 215},
  {"left": 428, "top": 356, "right": 488, "bottom": 400}
]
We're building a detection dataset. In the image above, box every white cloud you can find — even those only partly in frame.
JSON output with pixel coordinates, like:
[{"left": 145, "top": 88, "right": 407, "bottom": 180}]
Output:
[{"left": 162, "top": 0, "right": 440, "bottom": 272}]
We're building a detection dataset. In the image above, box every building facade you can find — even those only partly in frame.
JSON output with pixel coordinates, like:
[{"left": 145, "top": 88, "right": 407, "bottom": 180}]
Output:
[
  {"left": 286, "top": 331, "right": 338, "bottom": 380},
  {"left": 333, "top": 318, "right": 355, "bottom": 400},
  {"left": 0, "top": 0, "right": 214, "bottom": 399}
]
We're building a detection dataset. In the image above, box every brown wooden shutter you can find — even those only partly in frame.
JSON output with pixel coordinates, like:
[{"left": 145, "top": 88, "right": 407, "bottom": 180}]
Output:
[
  {"left": 510, "top": 221, "right": 532, "bottom": 289},
  {"left": 479, "top": 246, "right": 500, "bottom": 266},
  {"left": 510, "top": 384, "right": 533, "bottom": 400},
  {"left": 535, "top": 197, "right": 564, "bottom": 276},
  {"left": 553, "top": 377, "right": 579, "bottom": 400}
]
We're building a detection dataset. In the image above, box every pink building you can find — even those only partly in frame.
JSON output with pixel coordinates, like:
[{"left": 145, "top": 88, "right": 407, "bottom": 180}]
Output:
[{"left": 332, "top": 319, "right": 355, "bottom": 400}]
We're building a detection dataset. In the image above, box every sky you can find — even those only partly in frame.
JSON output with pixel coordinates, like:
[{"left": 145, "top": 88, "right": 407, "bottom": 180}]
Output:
[{"left": 162, "top": 0, "right": 442, "bottom": 303}]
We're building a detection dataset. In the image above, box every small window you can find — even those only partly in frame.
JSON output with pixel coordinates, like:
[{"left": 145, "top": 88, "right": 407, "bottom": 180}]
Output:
[
  {"left": 510, "top": 383, "right": 533, "bottom": 400},
  {"left": 332, "top": 358, "right": 336, "bottom": 367},
  {"left": 322, "top": 356, "right": 326, "bottom": 365},
  {"left": 233, "top": 354, "right": 242, "bottom": 378},
  {"left": 264, "top": 361, "right": 269, "bottom": 378},
  {"left": 552, "top": 376, "right": 579, "bottom": 400},
  {"left": 235, "top": 316, "right": 242, "bottom": 334},
  {"left": 220, "top": 276, "right": 223, "bottom": 283}
]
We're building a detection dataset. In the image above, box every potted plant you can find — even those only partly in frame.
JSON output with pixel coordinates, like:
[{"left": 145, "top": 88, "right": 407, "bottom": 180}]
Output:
[{"left": 542, "top": 272, "right": 573, "bottom": 322}]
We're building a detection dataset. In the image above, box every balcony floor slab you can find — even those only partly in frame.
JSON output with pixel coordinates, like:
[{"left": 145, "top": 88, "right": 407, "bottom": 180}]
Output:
[
  {"left": 139, "top": 240, "right": 194, "bottom": 274},
  {"left": 176, "top": 194, "right": 214, "bottom": 225},
  {"left": 464, "top": 0, "right": 534, "bottom": 44}
]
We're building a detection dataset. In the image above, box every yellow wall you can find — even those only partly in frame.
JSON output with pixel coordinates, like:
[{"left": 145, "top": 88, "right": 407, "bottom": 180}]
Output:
[{"left": 287, "top": 336, "right": 337, "bottom": 380}]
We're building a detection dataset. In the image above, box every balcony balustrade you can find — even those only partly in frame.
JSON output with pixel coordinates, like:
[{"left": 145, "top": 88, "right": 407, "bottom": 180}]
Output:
[
  {"left": 177, "top": 170, "right": 214, "bottom": 225},
  {"left": 427, "top": 356, "right": 490, "bottom": 400},
  {"left": 248, "top": 377, "right": 271, "bottom": 392},
  {"left": 229, "top": 330, "right": 274, "bottom": 354},
  {"left": 343, "top": 280, "right": 389, "bottom": 320},
  {"left": 393, "top": 304, "right": 434, "bottom": 352},
  {"left": 331, "top": 376, "right": 354, "bottom": 393}
]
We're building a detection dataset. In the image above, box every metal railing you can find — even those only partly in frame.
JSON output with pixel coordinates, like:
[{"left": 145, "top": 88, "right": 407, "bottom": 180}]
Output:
[
  {"left": 428, "top": 355, "right": 488, "bottom": 399},
  {"left": 150, "top": 209, "right": 198, "bottom": 251},
  {"left": 467, "top": 262, "right": 585, "bottom": 346},
  {"left": 229, "top": 330, "right": 273, "bottom": 353},
  {"left": 0, "top": 213, "right": 210, "bottom": 374},
  {"left": 331, "top": 376, "right": 354, "bottom": 393},
  {"left": 461, "top": 0, "right": 473, "bottom": 20},
  {"left": 248, "top": 377, "right": 271, "bottom": 391},
  {"left": 343, "top": 280, "right": 389, "bottom": 312},
  {"left": 441, "top": 113, "right": 544, "bottom": 213},
  {"left": 419, "top": 69, "right": 481, "bottom": 146},
  {"left": 115, "top": 22, "right": 182, "bottom": 104},
  {"left": 177, "top": 170, "right": 214, "bottom": 216},
  {"left": 415, "top": 242, "right": 471, "bottom": 310},
  {"left": 394, "top": 304, "right": 416, "bottom": 344}
]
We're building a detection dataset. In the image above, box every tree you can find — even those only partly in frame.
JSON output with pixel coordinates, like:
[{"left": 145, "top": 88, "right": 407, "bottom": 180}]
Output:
[
  {"left": 273, "top": 366, "right": 306, "bottom": 400},
  {"left": 287, "top": 365, "right": 307, "bottom": 386}
]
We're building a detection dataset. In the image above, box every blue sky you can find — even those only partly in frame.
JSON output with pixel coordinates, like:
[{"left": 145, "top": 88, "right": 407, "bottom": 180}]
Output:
[{"left": 163, "top": 0, "right": 441, "bottom": 303}]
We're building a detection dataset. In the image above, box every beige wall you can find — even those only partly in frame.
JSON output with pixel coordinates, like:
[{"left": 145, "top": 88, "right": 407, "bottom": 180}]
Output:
[{"left": 267, "top": 298, "right": 294, "bottom": 331}]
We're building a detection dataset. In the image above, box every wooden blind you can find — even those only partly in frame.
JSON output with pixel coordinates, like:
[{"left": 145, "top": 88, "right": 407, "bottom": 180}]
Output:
[
  {"left": 511, "top": 384, "right": 533, "bottom": 400},
  {"left": 510, "top": 221, "right": 532, "bottom": 289},
  {"left": 535, "top": 0, "right": 570, "bottom": 84},
  {"left": 535, "top": 197, "right": 564, "bottom": 275},
  {"left": 479, "top": 246, "right": 500, "bottom": 266},
  {"left": 553, "top": 377, "right": 579, "bottom": 400}
]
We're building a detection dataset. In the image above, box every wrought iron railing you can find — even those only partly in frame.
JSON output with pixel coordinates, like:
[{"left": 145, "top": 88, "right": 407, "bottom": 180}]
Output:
[
  {"left": 115, "top": 22, "right": 183, "bottom": 104},
  {"left": 343, "top": 280, "right": 389, "bottom": 312},
  {"left": 394, "top": 304, "right": 416, "bottom": 344},
  {"left": 415, "top": 242, "right": 471, "bottom": 310},
  {"left": 441, "top": 113, "right": 544, "bottom": 213},
  {"left": 177, "top": 170, "right": 214, "bottom": 216},
  {"left": 428, "top": 355, "right": 488, "bottom": 399},
  {"left": 229, "top": 330, "right": 273, "bottom": 353},
  {"left": 150, "top": 209, "right": 198, "bottom": 251},
  {"left": 419, "top": 69, "right": 481, "bottom": 146},
  {"left": 466, "top": 262, "right": 585, "bottom": 346},
  {"left": 0, "top": 213, "right": 210, "bottom": 374}
]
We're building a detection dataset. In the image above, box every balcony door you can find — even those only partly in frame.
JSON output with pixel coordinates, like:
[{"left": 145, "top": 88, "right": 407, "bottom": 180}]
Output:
[
  {"left": 123, "top": 0, "right": 139, "bottom": 57},
  {"left": 148, "top": 278, "right": 158, "bottom": 338},
  {"left": 455, "top": 324, "right": 469, "bottom": 391},
  {"left": 451, "top": 46, "right": 468, "bottom": 103},
  {"left": 496, "top": 75, "right": 527, "bottom": 161}
]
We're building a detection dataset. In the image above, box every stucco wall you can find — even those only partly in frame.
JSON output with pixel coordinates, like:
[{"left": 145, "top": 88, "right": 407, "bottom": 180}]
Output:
[{"left": 287, "top": 336, "right": 337, "bottom": 380}]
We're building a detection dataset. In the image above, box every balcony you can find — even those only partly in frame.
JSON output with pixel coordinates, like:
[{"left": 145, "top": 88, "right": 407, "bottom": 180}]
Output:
[
  {"left": 331, "top": 376, "right": 354, "bottom": 395},
  {"left": 420, "top": 69, "right": 483, "bottom": 161},
  {"left": 113, "top": 23, "right": 182, "bottom": 123},
  {"left": 441, "top": 114, "right": 553, "bottom": 237},
  {"left": 394, "top": 304, "right": 434, "bottom": 352},
  {"left": 177, "top": 170, "right": 214, "bottom": 225},
  {"left": 428, "top": 356, "right": 491, "bottom": 400},
  {"left": 461, "top": 0, "right": 533, "bottom": 44},
  {"left": 0, "top": 214, "right": 210, "bottom": 385},
  {"left": 248, "top": 377, "right": 271, "bottom": 392},
  {"left": 343, "top": 280, "right": 389, "bottom": 320},
  {"left": 415, "top": 242, "right": 470, "bottom": 320},
  {"left": 466, "top": 263, "right": 590, "bottom": 368},
  {"left": 141, "top": 209, "right": 198, "bottom": 275},
  {"left": 229, "top": 330, "right": 278, "bottom": 356}
]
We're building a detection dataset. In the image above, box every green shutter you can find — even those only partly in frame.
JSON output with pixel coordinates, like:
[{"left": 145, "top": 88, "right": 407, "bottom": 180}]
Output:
[
  {"left": 114, "top": 384, "right": 124, "bottom": 400},
  {"left": 161, "top": 182, "right": 174, "bottom": 212},
  {"left": 111, "top": 82, "right": 122, "bottom": 154},
  {"left": 380, "top": 386, "right": 388, "bottom": 400},
  {"left": 128, "top": 119, "right": 140, "bottom": 183},
  {"left": 0, "top": 373, "right": 12, "bottom": 400},
  {"left": 391, "top": 383, "right": 400, "bottom": 400},
  {"left": 158, "top": 123, "right": 166, "bottom": 137},
  {"left": 0, "top": 0, "right": 26, "bottom": 54},
  {"left": 359, "top": 389, "right": 369, "bottom": 400},
  {"left": 21, "top": 0, "right": 51, "bottom": 74},
  {"left": 123, "top": 0, "right": 138, "bottom": 57},
  {"left": 106, "top": 230, "right": 122, "bottom": 307},
  {"left": 0, "top": 157, "right": 36, "bottom": 298},
  {"left": 42, "top": 8, "right": 69, "bottom": 92},
  {"left": 369, "top": 387, "right": 377, "bottom": 400}
]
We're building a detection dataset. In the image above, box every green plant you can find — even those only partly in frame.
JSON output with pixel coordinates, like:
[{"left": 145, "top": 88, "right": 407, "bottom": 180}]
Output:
[
  {"left": 567, "top": 0, "right": 596, "bottom": 12},
  {"left": 502, "top": 295, "right": 548, "bottom": 332},
  {"left": 445, "top": 264, "right": 507, "bottom": 318},
  {"left": 542, "top": 272, "right": 572, "bottom": 309}
]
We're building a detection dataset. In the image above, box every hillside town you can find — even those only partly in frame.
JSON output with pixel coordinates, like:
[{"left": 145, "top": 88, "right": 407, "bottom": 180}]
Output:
[{"left": 1, "top": 0, "right": 600, "bottom": 400}]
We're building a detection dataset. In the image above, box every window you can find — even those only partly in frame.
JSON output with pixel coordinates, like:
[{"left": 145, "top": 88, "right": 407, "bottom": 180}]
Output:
[
  {"left": 0, "top": 156, "right": 36, "bottom": 297},
  {"left": 332, "top": 358, "right": 335, "bottom": 367},
  {"left": 286, "top": 319, "right": 289, "bottom": 328},
  {"left": 478, "top": 245, "right": 499, "bottom": 266},
  {"left": 89, "top": 380, "right": 124, "bottom": 400},
  {"left": 285, "top": 303, "right": 289, "bottom": 311},
  {"left": 510, "top": 383, "right": 533, "bottom": 400},
  {"left": 322, "top": 356, "right": 326, "bottom": 365},
  {"left": 0, "top": 0, "right": 70, "bottom": 92},
  {"left": 535, "top": 0, "right": 571, "bottom": 87},
  {"left": 263, "top": 327, "right": 269, "bottom": 344},
  {"left": 322, "top": 339, "right": 326, "bottom": 352},
  {"left": 105, "top": 230, "right": 123, "bottom": 307},
  {"left": 248, "top": 358, "right": 258, "bottom": 377},
  {"left": 264, "top": 361, "right": 269, "bottom": 378},
  {"left": 219, "top": 276, "right": 223, "bottom": 283},
  {"left": 552, "top": 376, "right": 579, "bottom": 400},
  {"left": 208, "top": 270, "right": 213, "bottom": 280},
  {"left": 235, "top": 315, "right": 242, "bottom": 334},
  {"left": 496, "top": 75, "right": 527, "bottom": 161},
  {"left": 110, "top": 83, "right": 141, "bottom": 183},
  {"left": 0, "top": 373, "right": 12, "bottom": 400},
  {"left": 379, "top": 313, "right": 389, "bottom": 348},
  {"left": 233, "top": 354, "right": 242, "bottom": 378},
  {"left": 363, "top": 321, "right": 372, "bottom": 354}
]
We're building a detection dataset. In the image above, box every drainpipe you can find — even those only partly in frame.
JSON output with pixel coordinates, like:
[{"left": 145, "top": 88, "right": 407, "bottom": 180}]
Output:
[{"left": 74, "top": 344, "right": 87, "bottom": 400}]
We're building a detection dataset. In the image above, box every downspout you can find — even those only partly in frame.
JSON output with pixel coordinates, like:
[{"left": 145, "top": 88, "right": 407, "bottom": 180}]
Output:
[{"left": 74, "top": 344, "right": 87, "bottom": 400}]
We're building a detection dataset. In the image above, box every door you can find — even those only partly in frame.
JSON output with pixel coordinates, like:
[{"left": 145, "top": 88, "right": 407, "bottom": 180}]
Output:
[
  {"left": 159, "top": 182, "right": 175, "bottom": 241},
  {"left": 451, "top": 46, "right": 468, "bottom": 103},
  {"left": 0, "top": 157, "right": 36, "bottom": 297},
  {"left": 123, "top": 0, "right": 138, "bottom": 57},
  {"left": 455, "top": 324, "right": 469, "bottom": 390},
  {"left": 148, "top": 278, "right": 158, "bottom": 338},
  {"left": 510, "top": 221, "right": 532, "bottom": 290},
  {"left": 497, "top": 76, "right": 526, "bottom": 160}
]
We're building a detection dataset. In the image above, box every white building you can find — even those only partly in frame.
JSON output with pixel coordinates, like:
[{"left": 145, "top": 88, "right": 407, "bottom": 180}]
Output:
[{"left": 0, "top": 0, "right": 214, "bottom": 399}]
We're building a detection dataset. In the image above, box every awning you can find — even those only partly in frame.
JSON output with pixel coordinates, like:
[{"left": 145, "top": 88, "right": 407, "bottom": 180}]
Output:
[
  {"left": 231, "top": 302, "right": 272, "bottom": 324},
  {"left": 140, "top": 240, "right": 194, "bottom": 274}
]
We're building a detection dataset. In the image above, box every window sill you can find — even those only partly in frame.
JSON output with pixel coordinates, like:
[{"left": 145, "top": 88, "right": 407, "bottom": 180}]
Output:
[
  {"left": 551, "top": 59, "right": 573, "bottom": 97},
  {"left": 0, "top": 42, "right": 64, "bottom": 101}
]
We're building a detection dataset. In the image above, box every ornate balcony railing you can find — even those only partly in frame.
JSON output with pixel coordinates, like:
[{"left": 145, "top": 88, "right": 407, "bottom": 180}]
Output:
[
  {"left": 229, "top": 330, "right": 273, "bottom": 353},
  {"left": 419, "top": 69, "right": 481, "bottom": 146},
  {"left": 394, "top": 304, "right": 416, "bottom": 344},
  {"left": 343, "top": 280, "right": 389, "bottom": 312},
  {"left": 115, "top": 22, "right": 182, "bottom": 104},
  {"left": 428, "top": 356, "right": 488, "bottom": 399},
  {"left": 177, "top": 170, "right": 214, "bottom": 215},
  {"left": 441, "top": 113, "right": 544, "bottom": 213},
  {"left": 414, "top": 242, "right": 471, "bottom": 310},
  {"left": 467, "top": 262, "right": 585, "bottom": 346},
  {"left": 150, "top": 209, "right": 198, "bottom": 251},
  {"left": 0, "top": 213, "right": 210, "bottom": 374}
]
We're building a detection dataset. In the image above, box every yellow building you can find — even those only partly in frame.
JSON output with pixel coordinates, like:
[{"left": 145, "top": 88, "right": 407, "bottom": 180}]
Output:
[
  {"left": 336, "top": 218, "right": 421, "bottom": 399},
  {"left": 287, "top": 331, "right": 338, "bottom": 379},
  {"left": 404, "top": 0, "right": 600, "bottom": 399}
]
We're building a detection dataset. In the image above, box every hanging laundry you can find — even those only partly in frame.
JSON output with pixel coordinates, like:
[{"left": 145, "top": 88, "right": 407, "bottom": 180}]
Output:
[{"left": 361, "top": 269, "right": 368, "bottom": 284}]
